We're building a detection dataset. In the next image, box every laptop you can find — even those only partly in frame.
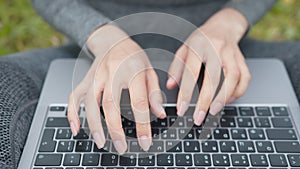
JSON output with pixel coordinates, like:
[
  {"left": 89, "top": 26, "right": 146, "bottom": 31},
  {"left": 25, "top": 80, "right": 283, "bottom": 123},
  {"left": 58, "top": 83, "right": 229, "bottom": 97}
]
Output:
[{"left": 18, "top": 54, "right": 300, "bottom": 168}]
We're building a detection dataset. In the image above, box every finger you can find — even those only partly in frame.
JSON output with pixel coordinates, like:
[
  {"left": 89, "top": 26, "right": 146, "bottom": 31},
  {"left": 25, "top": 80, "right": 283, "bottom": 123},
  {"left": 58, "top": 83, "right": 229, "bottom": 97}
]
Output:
[
  {"left": 230, "top": 49, "right": 251, "bottom": 102},
  {"left": 102, "top": 81, "right": 127, "bottom": 154},
  {"left": 210, "top": 52, "right": 240, "bottom": 116},
  {"left": 177, "top": 49, "right": 202, "bottom": 116},
  {"left": 194, "top": 50, "right": 222, "bottom": 125},
  {"left": 166, "top": 44, "right": 188, "bottom": 89},
  {"left": 129, "top": 71, "right": 152, "bottom": 151},
  {"left": 67, "top": 58, "right": 101, "bottom": 136},
  {"left": 68, "top": 82, "right": 87, "bottom": 136},
  {"left": 146, "top": 69, "right": 166, "bottom": 119},
  {"left": 85, "top": 82, "right": 106, "bottom": 149}
]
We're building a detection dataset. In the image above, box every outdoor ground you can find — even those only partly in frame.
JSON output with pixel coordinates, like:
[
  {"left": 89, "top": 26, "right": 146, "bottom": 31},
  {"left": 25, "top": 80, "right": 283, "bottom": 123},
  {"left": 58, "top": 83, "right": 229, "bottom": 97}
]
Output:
[{"left": 0, "top": 0, "right": 299, "bottom": 55}]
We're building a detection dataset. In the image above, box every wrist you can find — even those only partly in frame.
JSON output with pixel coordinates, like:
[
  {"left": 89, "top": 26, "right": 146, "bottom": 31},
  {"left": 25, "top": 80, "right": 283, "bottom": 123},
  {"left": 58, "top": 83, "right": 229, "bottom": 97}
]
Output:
[
  {"left": 86, "top": 24, "right": 129, "bottom": 57},
  {"left": 202, "top": 8, "right": 248, "bottom": 42}
]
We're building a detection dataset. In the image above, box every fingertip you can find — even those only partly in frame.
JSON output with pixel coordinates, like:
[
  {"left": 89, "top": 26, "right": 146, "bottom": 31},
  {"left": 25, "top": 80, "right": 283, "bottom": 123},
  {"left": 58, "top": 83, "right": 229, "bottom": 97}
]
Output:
[
  {"left": 70, "top": 121, "right": 78, "bottom": 136},
  {"left": 209, "top": 101, "right": 223, "bottom": 115},
  {"left": 166, "top": 78, "right": 176, "bottom": 89}
]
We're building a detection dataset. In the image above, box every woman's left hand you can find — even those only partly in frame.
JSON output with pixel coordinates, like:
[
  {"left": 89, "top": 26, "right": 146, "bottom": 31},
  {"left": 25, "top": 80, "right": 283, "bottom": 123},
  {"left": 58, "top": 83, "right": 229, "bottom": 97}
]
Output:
[{"left": 167, "top": 8, "right": 251, "bottom": 125}]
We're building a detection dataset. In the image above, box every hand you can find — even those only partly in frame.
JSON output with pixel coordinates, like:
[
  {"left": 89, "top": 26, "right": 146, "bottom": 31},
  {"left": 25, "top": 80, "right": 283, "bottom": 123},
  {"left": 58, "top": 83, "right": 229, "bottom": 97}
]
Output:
[
  {"left": 68, "top": 24, "right": 166, "bottom": 154},
  {"left": 167, "top": 8, "right": 251, "bottom": 125}
]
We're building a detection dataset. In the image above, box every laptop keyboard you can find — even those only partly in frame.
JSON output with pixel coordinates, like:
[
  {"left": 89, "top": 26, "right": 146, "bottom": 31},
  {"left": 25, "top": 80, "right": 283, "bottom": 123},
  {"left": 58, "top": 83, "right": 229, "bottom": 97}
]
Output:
[{"left": 33, "top": 105, "right": 300, "bottom": 168}]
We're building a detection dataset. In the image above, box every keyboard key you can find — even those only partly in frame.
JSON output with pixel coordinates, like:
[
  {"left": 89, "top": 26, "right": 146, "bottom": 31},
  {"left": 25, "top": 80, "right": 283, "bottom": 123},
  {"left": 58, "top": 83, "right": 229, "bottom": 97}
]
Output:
[
  {"left": 149, "top": 141, "right": 164, "bottom": 153},
  {"left": 256, "top": 141, "right": 274, "bottom": 152},
  {"left": 271, "top": 117, "right": 293, "bottom": 128},
  {"left": 220, "top": 117, "right": 236, "bottom": 127},
  {"left": 219, "top": 141, "right": 237, "bottom": 152},
  {"left": 272, "top": 107, "right": 289, "bottom": 116},
  {"left": 101, "top": 154, "right": 118, "bottom": 166},
  {"left": 195, "top": 128, "right": 212, "bottom": 140},
  {"left": 266, "top": 129, "right": 297, "bottom": 140},
  {"left": 213, "top": 129, "right": 230, "bottom": 139},
  {"left": 202, "top": 141, "right": 218, "bottom": 152},
  {"left": 46, "top": 117, "right": 70, "bottom": 127},
  {"left": 161, "top": 128, "right": 177, "bottom": 139},
  {"left": 175, "top": 154, "right": 192, "bottom": 166},
  {"left": 35, "top": 154, "right": 62, "bottom": 166},
  {"left": 268, "top": 154, "right": 288, "bottom": 167},
  {"left": 138, "top": 154, "right": 155, "bottom": 166},
  {"left": 250, "top": 154, "right": 268, "bottom": 166},
  {"left": 82, "top": 154, "right": 100, "bottom": 166},
  {"left": 178, "top": 129, "right": 194, "bottom": 139},
  {"left": 75, "top": 141, "right": 92, "bottom": 152},
  {"left": 39, "top": 140, "right": 56, "bottom": 152},
  {"left": 184, "top": 141, "right": 200, "bottom": 152},
  {"left": 288, "top": 154, "right": 300, "bottom": 167},
  {"left": 73, "top": 129, "right": 89, "bottom": 139},
  {"left": 194, "top": 154, "right": 211, "bottom": 166},
  {"left": 186, "top": 116, "right": 197, "bottom": 127},
  {"left": 255, "top": 107, "right": 271, "bottom": 116},
  {"left": 57, "top": 141, "right": 74, "bottom": 152},
  {"left": 248, "top": 129, "right": 266, "bottom": 140},
  {"left": 169, "top": 117, "right": 185, "bottom": 127},
  {"left": 151, "top": 128, "right": 160, "bottom": 139},
  {"left": 129, "top": 141, "right": 143, "bottom": 152},
  {"left": 151, "top": 118, "right": 167, "bottom": 128},
  {"left": 231, "top": 129, "right": 247, "bottom": 139},
  {"left": 239, "top": 107, "right": 254, "bottom": 116},
  {"left": 203, "top": 116, "right": 220, "bottom": 128},
  {"left": 166, "top": 141, "right": 182, "bottom": 152},
  {"left": 254, "top": 118, "right": 271, "bottom": 128},
  {"left": 274, "top": 141, "right": 300, "bottom": 153},
  {"left": 238, "top": 141, "right": 255, "bottom": 152},
  {"left": 125, "top": 128, "right": 137, "bottom": 138},
  {"left": 41, "top": 129, "right": 55, "bottom": 140},
  {"left": 50, "top": 106, "right": 65, "bottom": 112},
  {"left": 65, "top": 167, "right": 83, "bottom": 169},
  {"left": 231, "top": 154, "right": 249, "bottom": 166},
  {"left": 157, "top": 154, "right": 174, "bottom": 166},
  {"left": 237, "top": 118, "right": 253, "bottom": 127},
  {"left": 221, "top": 106, "right": 238, "bottom": 116},
  {"left": 119, "top": 154, "right": 136, "bottom": 166},
  {"left": 212, "top": 154, "right": 230, "bottom": 166},
  {"left": 93, "top": 141, "right": 110, "bottom": 152},
  {"left": 56, "top": 129, "right": 72, "bottom": 139},
  {"left": 63, "top": 154, "right": 81, "bottom": 166},
  {"left": 122, "top": 117, "right": 135, "bottom": 128}
]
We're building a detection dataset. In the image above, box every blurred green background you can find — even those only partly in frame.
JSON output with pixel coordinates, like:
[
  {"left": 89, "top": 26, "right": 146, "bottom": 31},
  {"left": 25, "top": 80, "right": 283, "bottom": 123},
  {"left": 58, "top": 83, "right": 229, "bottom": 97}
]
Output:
[{"left": 0, "top": 0, "right": 299, "bottom": 56}]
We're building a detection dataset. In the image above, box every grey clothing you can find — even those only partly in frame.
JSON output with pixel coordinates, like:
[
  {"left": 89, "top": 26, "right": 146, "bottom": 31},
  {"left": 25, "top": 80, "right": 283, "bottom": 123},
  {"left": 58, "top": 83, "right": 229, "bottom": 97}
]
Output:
[{"left": 31, "top": 0, "right": 277, "bottom": 47}]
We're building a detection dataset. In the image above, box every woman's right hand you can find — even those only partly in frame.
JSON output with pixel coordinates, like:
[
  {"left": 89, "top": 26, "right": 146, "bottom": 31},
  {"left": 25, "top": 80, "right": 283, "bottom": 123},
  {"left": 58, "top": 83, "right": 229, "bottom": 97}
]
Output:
[{"left": 67, "top": 24, "right": 166, "bottom": 154}]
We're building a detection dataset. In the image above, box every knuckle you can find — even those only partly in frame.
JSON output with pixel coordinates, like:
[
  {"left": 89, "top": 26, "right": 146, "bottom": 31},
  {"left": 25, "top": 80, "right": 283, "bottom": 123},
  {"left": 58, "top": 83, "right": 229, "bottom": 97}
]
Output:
[{"left": 229, "top": 67, "right": 241, "bottom": 80}]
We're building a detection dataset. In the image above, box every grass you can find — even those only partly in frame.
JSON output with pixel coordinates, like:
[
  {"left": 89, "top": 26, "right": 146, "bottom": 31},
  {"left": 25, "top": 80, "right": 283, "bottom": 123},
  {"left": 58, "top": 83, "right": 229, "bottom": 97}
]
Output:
[{"left": 0, "top": 0, "right": 299, "bottom": 56}]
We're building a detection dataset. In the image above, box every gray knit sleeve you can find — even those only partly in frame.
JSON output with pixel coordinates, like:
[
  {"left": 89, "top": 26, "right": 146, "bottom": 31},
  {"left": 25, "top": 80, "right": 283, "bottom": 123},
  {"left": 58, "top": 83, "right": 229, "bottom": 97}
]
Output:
[
  {"left": 224, "top": 0, "right": 277, "bottom": 28},
  {"left": 31, "top": 0, "right": 111, "bottom": 47}
]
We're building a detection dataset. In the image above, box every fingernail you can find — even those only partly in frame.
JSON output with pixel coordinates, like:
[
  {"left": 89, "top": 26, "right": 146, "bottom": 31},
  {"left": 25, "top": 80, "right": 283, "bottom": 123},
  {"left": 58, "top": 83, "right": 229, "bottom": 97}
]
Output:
[
  {"left": 228, "top": 97, "right": 236, "bottom": 104},
  {"left": 138, "top": 135, "right": 152, "bottom": 151},
  {"left": 210, "top": 102, "right": 223, "bottom": 115},
  {"left": 167, "top": 78, "right": 175, "bottom": 86},
  {"left": 93, "top": 132, "right": 104, "bottom": 149},
  {"left": 113, "top": 140, "right": 127, "bottom": 154},
  {"left": 177, "top": 101, "right": 187, "bottom": 116},
  {"left": 70, "top": 122, "right": 77, "bottom": 136},
  {"left": 194, "top": 110, "right": 206, "bottom": 126},
  {"left": 159, "top": 106, "right": 167, "bottom": 119}
]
